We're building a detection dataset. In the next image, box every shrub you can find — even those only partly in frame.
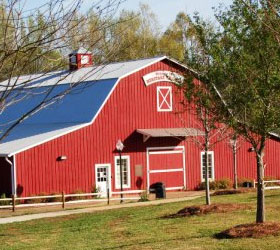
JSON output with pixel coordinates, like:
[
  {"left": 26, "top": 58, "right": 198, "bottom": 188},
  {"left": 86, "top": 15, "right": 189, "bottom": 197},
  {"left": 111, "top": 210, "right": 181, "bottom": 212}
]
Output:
[
  {"left": 46, "top": 192, "right": 63, "bottom": 203},
  {"left": 215, "top": 178, "right": 233, "bottom": 190},
  {"left": 67, "top": 190, "right": 86, "bottom": 201},
  {"left": 197, "top": 178, "right": 233, "bottom": 190},
  {"left": 139, "top": 191, "right": 149, "bottom": 202},
  {"left": 197, "top": 181, "right": 216, "bottom": 190},
  {"left": 24, "top": 192, "right": 49, "bottom": 204},
  {"left": 0, "top": 193, "right": 10, "bottom": 206}
]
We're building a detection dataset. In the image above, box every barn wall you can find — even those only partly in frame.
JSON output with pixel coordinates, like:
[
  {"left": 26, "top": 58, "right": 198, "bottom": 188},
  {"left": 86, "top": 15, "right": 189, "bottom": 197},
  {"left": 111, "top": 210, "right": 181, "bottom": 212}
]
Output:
[{"left": 14, "top": 60, "right": 280, "bottom": 196}]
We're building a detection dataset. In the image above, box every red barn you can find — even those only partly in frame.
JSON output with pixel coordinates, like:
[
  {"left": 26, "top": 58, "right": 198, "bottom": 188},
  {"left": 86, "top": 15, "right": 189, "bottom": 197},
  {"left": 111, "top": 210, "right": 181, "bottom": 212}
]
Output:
[{"left": 0, "top": 50, "right": 280, "bottom": 197}]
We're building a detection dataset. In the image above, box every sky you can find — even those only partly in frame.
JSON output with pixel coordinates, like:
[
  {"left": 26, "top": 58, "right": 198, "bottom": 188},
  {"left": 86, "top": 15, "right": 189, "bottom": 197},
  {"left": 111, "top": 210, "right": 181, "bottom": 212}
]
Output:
[
  {"left": 22, "top": 0, "right": 233, "bottom": 30},
  {"left": 119, "top": 0, "right": 233, "bottom": 30}
]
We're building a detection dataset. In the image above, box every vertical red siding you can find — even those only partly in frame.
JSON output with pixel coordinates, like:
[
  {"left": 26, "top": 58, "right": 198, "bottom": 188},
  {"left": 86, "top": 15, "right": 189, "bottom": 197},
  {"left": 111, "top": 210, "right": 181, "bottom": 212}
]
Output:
[{"left": 14, "top": 59, "right": 280, "bottom": 196}]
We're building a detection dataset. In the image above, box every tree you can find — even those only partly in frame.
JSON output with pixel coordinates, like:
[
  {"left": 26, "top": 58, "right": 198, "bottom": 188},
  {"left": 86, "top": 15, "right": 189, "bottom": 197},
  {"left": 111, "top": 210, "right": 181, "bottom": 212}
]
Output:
[
  {"left": 0, "top": 0, "right": 125, "bottom": 142},
  {"left": 159, "top": 12, "right": 198, "bottom": 62},
  {"left": 185, "top": 0, "right": 280, "bottom": 223},
  {"left": 184, "top": 77, "right": 229, "bottom": 205}
]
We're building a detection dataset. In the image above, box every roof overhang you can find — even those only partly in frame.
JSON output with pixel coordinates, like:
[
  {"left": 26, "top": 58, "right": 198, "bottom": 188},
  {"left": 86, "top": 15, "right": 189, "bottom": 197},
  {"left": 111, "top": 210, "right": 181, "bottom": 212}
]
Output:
[{"left": 136, "top": 128, "right": 204, "bottom": 142}]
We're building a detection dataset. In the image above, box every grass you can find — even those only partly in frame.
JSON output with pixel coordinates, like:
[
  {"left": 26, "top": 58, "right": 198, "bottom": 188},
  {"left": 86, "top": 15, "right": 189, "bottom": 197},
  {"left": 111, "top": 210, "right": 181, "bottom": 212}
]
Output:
[{"left": 0, "top": 190, "right": 280, "bottom": 249}]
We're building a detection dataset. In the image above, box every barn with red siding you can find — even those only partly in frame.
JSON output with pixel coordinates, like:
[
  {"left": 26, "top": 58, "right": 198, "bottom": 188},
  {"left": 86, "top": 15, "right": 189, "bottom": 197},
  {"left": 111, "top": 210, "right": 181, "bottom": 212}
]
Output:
[{"left": 0, "top": 50, "right": 280, "bottom": 197}]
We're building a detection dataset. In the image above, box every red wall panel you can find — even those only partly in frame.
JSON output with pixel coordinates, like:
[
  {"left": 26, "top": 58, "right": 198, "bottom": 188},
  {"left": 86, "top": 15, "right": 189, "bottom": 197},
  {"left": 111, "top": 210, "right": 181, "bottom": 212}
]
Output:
[{"left": 14, "top": 59, "right": 280, "bottom": 196}]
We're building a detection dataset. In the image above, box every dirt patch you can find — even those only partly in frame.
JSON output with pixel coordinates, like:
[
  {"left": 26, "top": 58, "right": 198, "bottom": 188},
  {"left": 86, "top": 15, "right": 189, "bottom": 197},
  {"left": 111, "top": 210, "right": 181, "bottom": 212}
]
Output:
[
  {"left": 163, "top": 203, "right": 251, "bottom": 218},
  {"left": 212, "top": 189, "right": 252, "bottom": 196},
  {"left": 215, "top": 222, "right": 280, "bottom": 239}
]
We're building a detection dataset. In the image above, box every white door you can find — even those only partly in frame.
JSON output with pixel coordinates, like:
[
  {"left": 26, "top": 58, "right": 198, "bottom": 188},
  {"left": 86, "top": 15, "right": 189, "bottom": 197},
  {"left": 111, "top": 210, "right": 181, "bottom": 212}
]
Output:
[{"left": 95, "top": 164, "right": 111, "bottom": 197}]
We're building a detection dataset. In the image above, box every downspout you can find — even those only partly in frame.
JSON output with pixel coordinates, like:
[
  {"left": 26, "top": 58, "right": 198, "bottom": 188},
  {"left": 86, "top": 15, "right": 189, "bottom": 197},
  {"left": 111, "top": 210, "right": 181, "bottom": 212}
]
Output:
[{"left": 5, "top": 156, "right": 16, "bottom": 197}]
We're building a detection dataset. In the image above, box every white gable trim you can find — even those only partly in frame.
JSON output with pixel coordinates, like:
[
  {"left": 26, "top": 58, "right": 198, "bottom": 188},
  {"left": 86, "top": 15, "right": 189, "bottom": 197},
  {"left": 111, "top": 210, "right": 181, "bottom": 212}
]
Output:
[{"left": 5, "top": 56, "right": 185, "bottom": 157}]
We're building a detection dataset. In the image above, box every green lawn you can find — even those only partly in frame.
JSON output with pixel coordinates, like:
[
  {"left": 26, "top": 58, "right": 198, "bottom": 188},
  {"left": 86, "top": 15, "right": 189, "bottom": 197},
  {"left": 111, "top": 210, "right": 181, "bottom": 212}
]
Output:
[{"left": 1, "top": 190, "right": 280, "bottom": 250}]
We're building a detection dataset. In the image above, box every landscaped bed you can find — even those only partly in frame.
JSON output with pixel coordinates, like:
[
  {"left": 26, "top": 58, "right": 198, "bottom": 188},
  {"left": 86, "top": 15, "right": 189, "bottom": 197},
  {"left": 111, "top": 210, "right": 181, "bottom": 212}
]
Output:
[
  {"left": 164, "top": 203, "right": 251, "bottom": 218},
  {"left": 1, "top": 190, "right": 280, "bottom": 249},
  {"left": 215, "top": 222, "right": 280, "bottom": 239}
]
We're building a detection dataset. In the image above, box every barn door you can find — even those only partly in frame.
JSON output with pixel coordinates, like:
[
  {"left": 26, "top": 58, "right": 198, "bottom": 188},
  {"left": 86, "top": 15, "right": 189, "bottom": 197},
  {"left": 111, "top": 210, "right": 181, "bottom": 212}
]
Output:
[
  {"left": 95, "top": 164, "right": 111, "bottom": 197},
  {"left": 147, "top": 146, "right": 186, "bottom": 191}
]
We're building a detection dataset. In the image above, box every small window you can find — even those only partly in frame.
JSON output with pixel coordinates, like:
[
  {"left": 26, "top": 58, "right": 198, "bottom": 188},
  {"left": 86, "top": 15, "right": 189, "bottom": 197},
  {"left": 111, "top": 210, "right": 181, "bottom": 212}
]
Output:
[
  {"left": 157, "top": 86, "right": 172, "bottom": 112},
  {"left": 114, "top": 155, "right": 131, "bottom": 189},
  {"left": 201, "top": 151, "right": 215, "bottom": 181}
]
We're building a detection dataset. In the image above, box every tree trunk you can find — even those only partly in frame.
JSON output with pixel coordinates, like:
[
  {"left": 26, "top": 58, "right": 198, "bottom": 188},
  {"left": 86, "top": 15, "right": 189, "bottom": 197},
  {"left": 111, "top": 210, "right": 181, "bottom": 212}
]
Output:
[
  {"left": 256, "top": 147, "right": 265, "bottom": 223},
  {"left": 233, "top": 139, "right": 238, "bottom": 189},
  {"left": 205, "top": 147, "right": 211, "bottom": 205}
]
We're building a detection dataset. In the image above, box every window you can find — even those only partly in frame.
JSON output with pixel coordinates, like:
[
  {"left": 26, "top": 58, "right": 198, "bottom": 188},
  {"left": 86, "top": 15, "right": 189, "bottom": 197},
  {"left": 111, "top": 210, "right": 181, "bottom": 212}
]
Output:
[
  {"left": 201, "top": 151, "right": 215, "bottom": 181},
  {"left": 114, "top": 155, "right": 131, "bottom": 189},
  {"left": 157, "top": 86, "right": 172, "bottom": 112}
]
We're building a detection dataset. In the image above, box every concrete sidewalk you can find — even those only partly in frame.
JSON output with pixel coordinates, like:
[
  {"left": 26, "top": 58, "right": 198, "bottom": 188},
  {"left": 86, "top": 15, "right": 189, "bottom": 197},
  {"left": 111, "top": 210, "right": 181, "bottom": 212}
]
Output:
[{"left": 0, "top": 195, "right": 202, "bottom": 225}]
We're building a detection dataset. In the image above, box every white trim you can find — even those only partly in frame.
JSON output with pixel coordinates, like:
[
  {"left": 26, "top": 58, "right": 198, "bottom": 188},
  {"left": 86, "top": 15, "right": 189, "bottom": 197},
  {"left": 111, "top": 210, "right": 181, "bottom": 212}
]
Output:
[
  {"left": 182, "top": 147, "right": 186, "bottom": 189},
  {"left": 95, "top": 163, "right": 111, "bottom": 196},
  {"left": 146, "top": 147, "right": 150, "bottom": 193},
  {"left": 157, "top": 86, "right": 172, "bottom": 112},
  {"left": 114, "top": 155, "right": 131, "bottom": 189},
  {"left": 147, "top": 146, "right": 185, "bottom": 151},
  {"left": 13, "top": 155, "right": 17, "bottom": 196},
  {"left": 149, "top": 150, "right": 183, "bottom": 155},
  {"left": 166, "top": 186, "right": 184, "bottom": 191},
  {"left": 146, "top": 146, "right": 186, "bottom": 190},
  {"left": 200, "top": 151, "right": 215, "bottom": 182},
  {"left": 149, "top": 168, "right": 184, "bottom": 173}
]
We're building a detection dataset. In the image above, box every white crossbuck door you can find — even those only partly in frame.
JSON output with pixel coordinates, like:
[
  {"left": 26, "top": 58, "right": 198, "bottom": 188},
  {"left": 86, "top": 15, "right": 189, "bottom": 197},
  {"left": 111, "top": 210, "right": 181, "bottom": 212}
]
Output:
[
  {"left": 95, "top": 164, "right": 111, "bottom": 197},
  {"left": 157, "top": 86, "right": 172, "bottom": 112}
]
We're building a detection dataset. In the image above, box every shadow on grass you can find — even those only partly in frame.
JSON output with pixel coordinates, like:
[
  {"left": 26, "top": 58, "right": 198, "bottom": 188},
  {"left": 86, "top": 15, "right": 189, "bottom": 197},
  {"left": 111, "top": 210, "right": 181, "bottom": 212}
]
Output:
[{"left": 102, "top": 237, "right": 187, "bottom": 249}]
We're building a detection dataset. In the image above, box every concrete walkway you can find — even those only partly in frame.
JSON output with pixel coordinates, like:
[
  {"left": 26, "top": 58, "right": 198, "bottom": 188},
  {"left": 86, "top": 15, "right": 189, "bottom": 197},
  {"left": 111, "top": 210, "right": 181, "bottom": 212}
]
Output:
[{"left": 0, "top": 195, "right": 202, "bottom": 225}]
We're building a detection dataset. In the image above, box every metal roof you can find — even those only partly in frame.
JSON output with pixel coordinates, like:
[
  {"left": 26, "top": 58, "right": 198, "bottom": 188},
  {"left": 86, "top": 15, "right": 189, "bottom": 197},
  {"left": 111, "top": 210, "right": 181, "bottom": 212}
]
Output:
[
  {"left": 0, "top": 56, "right": 165, "bottom": 90},
  {"left": 0, "top": 56, "right": 182, "bottom": 156},
  {"left": 137, "top": 128, "right": 204, "bottom": 142},
  {"left": 0, "top": 78, "right": 118, "bottom": 156}
]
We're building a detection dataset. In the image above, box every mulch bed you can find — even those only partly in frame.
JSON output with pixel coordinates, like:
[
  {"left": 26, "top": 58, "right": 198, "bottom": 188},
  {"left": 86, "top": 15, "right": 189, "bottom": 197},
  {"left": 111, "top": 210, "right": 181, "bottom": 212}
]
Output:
[
  {"left": 163, "top": 203, "right": 251, "bottom": 218},
  {"left": 212, "top": 189, "right": 252, "bottom": 196},
  {"left": 215, "top": 222, "right": 280, "bottom": 239}
]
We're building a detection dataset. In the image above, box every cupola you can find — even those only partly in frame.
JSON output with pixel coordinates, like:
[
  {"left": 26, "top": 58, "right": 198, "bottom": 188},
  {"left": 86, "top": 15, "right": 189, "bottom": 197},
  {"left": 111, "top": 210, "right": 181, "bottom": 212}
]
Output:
[{"left": 69, "top": 48, "right": 93, "bottom": 70}]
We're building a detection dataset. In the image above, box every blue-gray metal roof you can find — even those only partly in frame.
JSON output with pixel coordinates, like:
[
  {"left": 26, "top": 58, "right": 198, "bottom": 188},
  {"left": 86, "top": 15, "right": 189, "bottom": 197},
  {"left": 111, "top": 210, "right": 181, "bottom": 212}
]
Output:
[
  {"left": 0, "top": 78, "right": 117, "bottom": 156},
  {"left": 0, "top": 56, "right": 170, "bottom": 156}
]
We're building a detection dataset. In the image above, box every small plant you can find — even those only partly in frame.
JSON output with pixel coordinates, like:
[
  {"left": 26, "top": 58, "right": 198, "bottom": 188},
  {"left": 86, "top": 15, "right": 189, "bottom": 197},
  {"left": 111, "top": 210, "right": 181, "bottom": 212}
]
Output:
[
  {"left": 91, "top": 185, "right": 101, "bottom": 198},
  {"left": 139, "top": 191, "right": 149, "bottom": 202},
  {"left": 0, "top": 193, "right": 9, "bottom": 206}
]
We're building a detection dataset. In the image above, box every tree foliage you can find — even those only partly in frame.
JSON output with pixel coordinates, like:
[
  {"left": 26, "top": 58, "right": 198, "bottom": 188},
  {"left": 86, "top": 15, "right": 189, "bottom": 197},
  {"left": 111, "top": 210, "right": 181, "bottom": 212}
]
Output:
[{"left": 184, "top": 0, "right": 280, "bottom": 223}]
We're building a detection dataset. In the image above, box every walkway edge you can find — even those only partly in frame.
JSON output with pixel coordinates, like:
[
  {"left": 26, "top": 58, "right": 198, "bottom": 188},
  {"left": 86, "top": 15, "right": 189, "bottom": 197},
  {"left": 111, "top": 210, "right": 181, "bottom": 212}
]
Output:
[{"left": 0, "top": 195, "right": 202, "bottom": 225}]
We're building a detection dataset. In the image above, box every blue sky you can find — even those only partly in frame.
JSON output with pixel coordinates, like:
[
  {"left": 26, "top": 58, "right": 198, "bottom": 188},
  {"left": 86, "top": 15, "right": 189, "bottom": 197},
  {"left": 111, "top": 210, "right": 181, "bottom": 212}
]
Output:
[
  {"left": 23, "top": 0, "right": 233, "bottom": 30},
  {"left": 120, "top": 0, "right": 233, "bottom": 29}
]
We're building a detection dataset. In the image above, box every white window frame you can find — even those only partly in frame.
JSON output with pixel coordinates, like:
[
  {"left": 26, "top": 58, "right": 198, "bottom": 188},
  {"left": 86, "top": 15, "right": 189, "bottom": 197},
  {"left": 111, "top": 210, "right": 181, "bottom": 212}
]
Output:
[
  {"left": 114, "top": 155, "right": 131, "bottom": 189},
  {"left": 157, "top": 86, "right": 173, "bottom": 112},
  {"left": 200, "top": 151, "right": 215, "bottom": 182}
]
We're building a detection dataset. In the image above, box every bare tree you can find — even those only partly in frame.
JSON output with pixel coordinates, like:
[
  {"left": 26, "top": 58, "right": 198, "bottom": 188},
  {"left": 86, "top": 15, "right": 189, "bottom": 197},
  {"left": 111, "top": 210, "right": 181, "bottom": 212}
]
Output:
[{"left": 0, "top": 0, "right": 126, "bottom": 142}]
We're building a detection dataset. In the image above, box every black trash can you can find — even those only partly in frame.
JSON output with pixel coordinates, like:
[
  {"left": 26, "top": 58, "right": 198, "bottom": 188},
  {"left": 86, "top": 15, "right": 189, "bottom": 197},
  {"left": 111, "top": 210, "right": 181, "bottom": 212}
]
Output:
[
  {"left": 150, "top": 182, "right": 166, "bottom": 199},
  {"left": 243, "top": 181, "right": 253, "bottom": 188}
]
